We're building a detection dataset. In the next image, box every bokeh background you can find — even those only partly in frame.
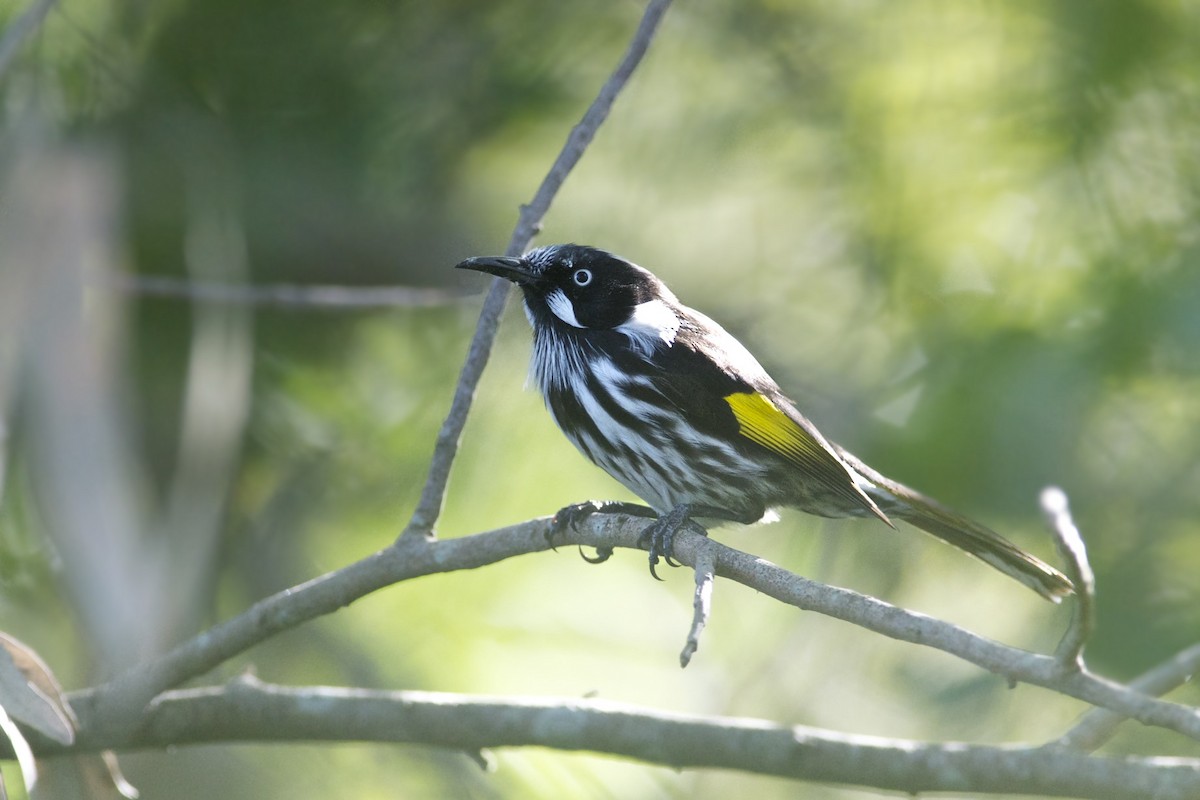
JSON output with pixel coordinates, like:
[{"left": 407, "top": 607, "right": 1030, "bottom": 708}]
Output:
[{"left": 2, "top": 0, "right": 1199, "bottom": 797}]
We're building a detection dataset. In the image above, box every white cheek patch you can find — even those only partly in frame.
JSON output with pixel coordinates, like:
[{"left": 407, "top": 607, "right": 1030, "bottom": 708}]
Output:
[
  {"left": 545, "top": 289, "right": 584, "bottom": 328},
  {"left": 617, "top": 299, "right": 680, "bottom": 356}
]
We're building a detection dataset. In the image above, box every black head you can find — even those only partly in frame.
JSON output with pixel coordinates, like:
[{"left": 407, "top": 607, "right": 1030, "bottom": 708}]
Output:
[{"left": 456, "top": 244, "right": 673, "bottom": 330}]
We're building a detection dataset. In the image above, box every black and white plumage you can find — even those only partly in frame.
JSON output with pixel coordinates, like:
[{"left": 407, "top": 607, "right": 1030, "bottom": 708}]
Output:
[{"left": 457, "top": 244, "right": 1073, "bottom": 601}]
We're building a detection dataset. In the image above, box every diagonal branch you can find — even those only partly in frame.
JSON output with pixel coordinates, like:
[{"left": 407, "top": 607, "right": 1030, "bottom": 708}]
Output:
[
  {"left": 1054, "top": 642, "right": 1200, "bottom": 753},
  {"left": 87, "top": 513, "right": 1200, "bottom": 744},
  {"left": 53, "top": 678, "right": 1200, "bottom": 800},
  {"left": 401, "top": 0, "right": 674, "bottom": 539},
  {"left": 657, "top": 525, "right": 1200, "bottom": 742}
]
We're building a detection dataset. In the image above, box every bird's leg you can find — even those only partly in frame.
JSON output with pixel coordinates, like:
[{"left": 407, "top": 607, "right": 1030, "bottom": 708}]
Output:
[
  {"left": 549, "top": 500, "right": 659, "bottom": 563},
  {"left": 638, "top": 503, "right": 764, "bottom": 580}
]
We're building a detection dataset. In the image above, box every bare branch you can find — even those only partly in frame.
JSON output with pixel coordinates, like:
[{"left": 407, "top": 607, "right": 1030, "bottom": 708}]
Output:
[
  {"left": 681, "top": 542, "right": 716, "bottom": 668},
  {"left": 51, "top": 678, "right": 1200, "bottom": 800},
  {"left": 88, "top": 513, "right": 1200, "bottom": 744},
  {"left": 0, "top": 0, "right": 56, "bottom": 79},
  {"left": 1055, "top": 642, "right": 1200, "bottom": 753},
  {"left": 103, "top": 272, "right": 470, "bottom": 309},
  {"left": 401, "top": 0, "right": 674, "bottom": 540},
  {"left": 87, "top": 521, "right": 550, "bottom": 725},
  {"left": 657, "top": 525, "right": 1200, "bottom": 743},
  {"left": 1042, "top": 487, "right": 1096, "bottom": 670}
]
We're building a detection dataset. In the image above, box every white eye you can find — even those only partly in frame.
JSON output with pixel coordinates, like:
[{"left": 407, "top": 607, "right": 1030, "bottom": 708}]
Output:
[{"left": 572, "top": 268, "right": 593, "bottom": 287}]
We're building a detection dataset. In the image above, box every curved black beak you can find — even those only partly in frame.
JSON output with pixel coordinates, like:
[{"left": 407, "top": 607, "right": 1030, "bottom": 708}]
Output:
[{"left": 455, "top": 255, "right": 538, "bottom": 286}]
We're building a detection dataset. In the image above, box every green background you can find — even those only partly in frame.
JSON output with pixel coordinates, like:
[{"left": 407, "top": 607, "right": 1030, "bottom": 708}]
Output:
[{"left": 2, "top": 0, "right": 1198, "bottom": 797}]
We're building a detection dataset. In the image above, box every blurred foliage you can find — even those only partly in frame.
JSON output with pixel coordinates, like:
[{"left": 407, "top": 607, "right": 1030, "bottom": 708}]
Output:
[{"left": 2, "top": 0, "right": 1199, "bottom": 797}]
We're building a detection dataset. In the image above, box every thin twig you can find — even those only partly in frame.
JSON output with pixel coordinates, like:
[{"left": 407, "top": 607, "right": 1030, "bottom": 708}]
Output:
[
  {"left": 1054, "top": 642, "right": 1200, "bottom": 753},
  {"left": 1042, "top": 487, "right": 1095, "bottom": 671},
  {"left": 0, "top": 0, "right": 56, "bottom": 79},
  {"left": 400, "top": 0, "right": 674, "bottom": 540},
  {"left": 104, "top": 272, "right": 470, "bottom": 309},
  {"left": 680, "top": 542, "right": 716, "bottom": 668},
  {"left": 53, "top": 679, "right": 1200, "bottom": 800}
]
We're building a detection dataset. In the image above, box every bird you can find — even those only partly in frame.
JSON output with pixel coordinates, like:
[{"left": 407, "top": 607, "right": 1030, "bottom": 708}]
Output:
[{"left": 456, "top": 244, "right": 1073, "bottom": 601}]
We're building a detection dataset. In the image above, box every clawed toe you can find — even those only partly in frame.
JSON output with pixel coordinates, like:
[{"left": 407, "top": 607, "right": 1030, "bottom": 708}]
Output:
[
  {"left": 547, "top": 500, "right": 604, "bottom": 548},
  {"left": 637, "top": 511, "right": 695, "bottom": 580},
  {"left": 579, "top": 545, "right": 613, "bottom": 564}
]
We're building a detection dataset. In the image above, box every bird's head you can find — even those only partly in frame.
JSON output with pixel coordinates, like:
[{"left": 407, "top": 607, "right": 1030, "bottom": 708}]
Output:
[{"left": 456, "top": 245, "right": 680, "bottom": 344}]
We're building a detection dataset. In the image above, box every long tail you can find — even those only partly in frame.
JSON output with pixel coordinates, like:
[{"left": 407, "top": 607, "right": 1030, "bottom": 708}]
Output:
[{"left": 836, "top": 448, "right": 1074, "bottom": 602}]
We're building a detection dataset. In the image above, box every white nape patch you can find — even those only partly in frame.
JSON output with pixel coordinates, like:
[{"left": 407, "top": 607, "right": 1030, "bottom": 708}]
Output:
[
  {"left": 617, "top": 299, "right": 680, "bottom": 357},
  {"left": 545, "top": 289, "right": 584, "bottom": 328}
]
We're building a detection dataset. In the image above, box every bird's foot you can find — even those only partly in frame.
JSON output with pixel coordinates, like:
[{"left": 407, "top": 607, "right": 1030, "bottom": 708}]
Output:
[
  {"left": 637, "top": 504, "right": 709, "bottom": 581},
  {"left": 549, "top": 500, "right": 657, "bottom": 564}
]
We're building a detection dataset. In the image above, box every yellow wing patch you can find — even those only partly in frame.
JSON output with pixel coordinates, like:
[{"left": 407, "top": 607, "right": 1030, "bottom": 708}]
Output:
[
  {"left": 724, "top": 391, "right": 894, "bottom": 526},
  {"left": 724, "top": 392, "right": 828, "bottom": 465}
]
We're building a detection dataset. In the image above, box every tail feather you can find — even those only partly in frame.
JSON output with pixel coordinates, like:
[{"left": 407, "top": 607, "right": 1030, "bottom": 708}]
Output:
[{"left": 837, "top": 448, "right": 1074, "bottom": 602}]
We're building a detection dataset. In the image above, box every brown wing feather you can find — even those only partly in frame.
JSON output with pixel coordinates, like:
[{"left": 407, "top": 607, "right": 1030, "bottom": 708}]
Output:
[{"left": 836, "top": 446, "right": 1074, "bottom": 601}]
